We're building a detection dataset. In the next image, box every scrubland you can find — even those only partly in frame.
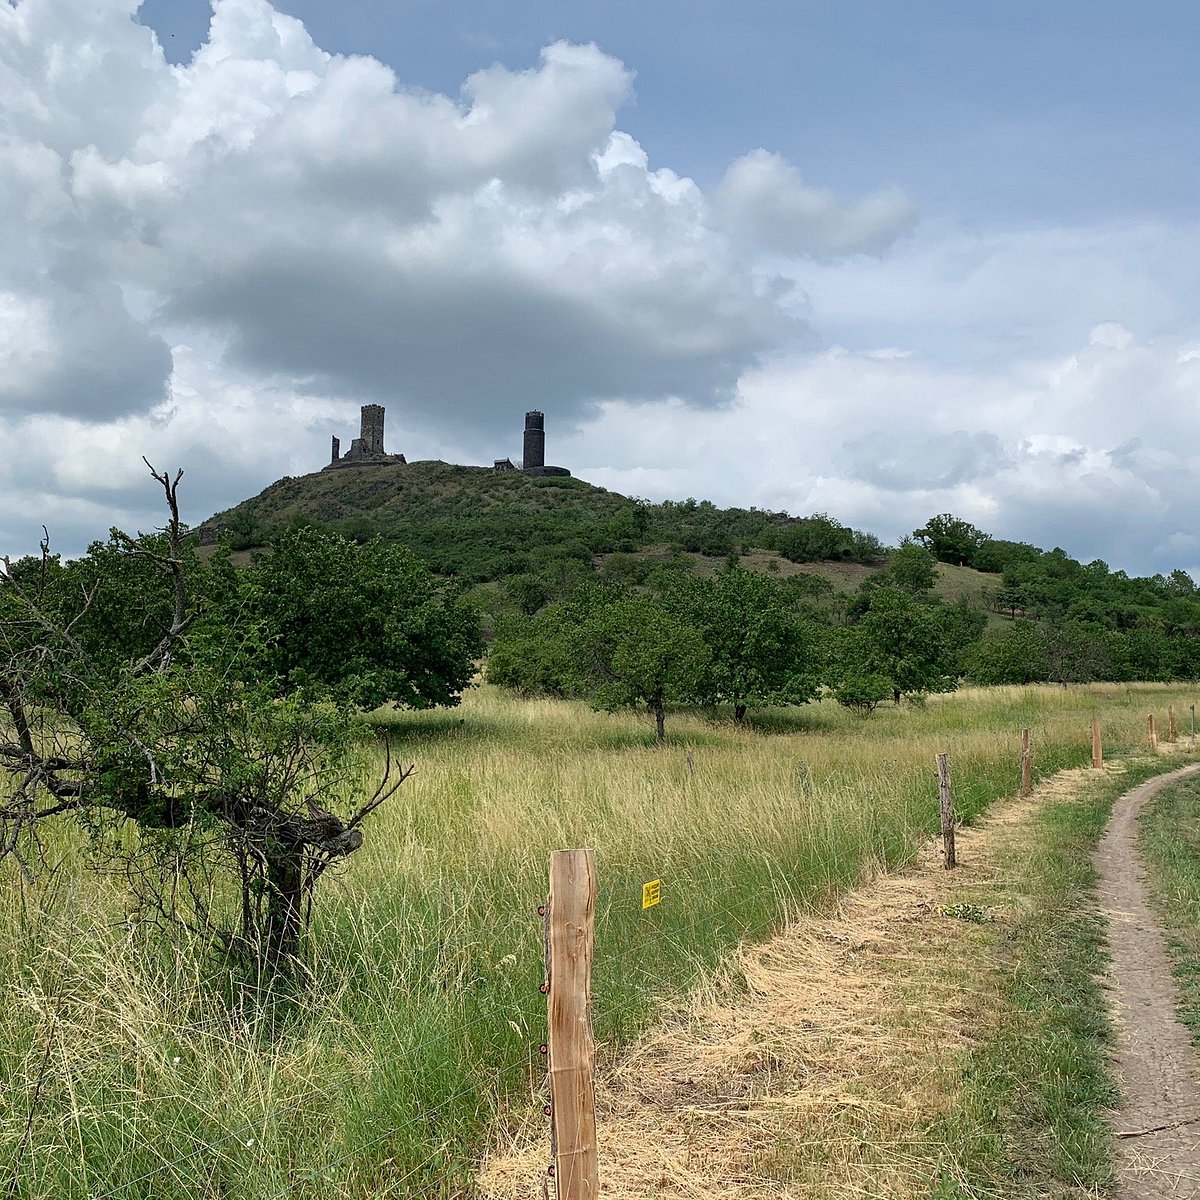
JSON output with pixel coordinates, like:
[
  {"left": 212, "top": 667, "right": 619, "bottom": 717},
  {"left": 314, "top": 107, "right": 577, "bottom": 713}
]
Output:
[{"left": 2, "top": 682, "right": 1195, "bottom": 1198}]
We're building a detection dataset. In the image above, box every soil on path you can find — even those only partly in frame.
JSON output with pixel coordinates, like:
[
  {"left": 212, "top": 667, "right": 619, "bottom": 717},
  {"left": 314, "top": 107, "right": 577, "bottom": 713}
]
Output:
[{"left": 1097, "top": 762, "right": 1200, "bottom": 1198}]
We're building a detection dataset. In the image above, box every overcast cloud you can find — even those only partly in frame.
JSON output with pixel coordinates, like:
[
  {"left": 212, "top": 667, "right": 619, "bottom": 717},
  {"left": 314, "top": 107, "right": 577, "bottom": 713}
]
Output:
[{"left": 1, "top": 0, "right": 1197, "bottom": 579}]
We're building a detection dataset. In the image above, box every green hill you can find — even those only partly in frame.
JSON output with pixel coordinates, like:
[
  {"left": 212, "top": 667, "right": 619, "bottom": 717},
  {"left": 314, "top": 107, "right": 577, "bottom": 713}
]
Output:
[
  {"left": 198, "top": 460, "right": 897, "bottom": 588},
  {"left": 198, "top": 459, "right": 1200, "bottom": 682}
]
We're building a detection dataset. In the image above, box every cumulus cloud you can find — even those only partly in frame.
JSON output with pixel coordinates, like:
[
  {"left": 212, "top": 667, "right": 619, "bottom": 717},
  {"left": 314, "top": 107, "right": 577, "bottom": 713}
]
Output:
[
  {"left": 714, "top": 149, "right": 917, "bottom": 260},
  {"left": 570, "top": 323, "right": 1200, "bottom": 578},
  {"left": 1, "top": 0, "right": 820, "bottom": 435}
]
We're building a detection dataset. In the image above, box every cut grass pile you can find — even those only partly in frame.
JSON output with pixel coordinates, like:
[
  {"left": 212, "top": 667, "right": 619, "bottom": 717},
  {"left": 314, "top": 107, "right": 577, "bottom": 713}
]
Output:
[{"left": 0, "top": 683, "right": 1195, "bottom": 1198}]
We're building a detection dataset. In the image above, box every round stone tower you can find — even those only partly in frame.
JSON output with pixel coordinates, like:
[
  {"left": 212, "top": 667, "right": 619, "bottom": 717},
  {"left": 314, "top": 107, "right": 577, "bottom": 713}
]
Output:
[{"left": 523, "top": 410, "right": 545, "bottom": 470}]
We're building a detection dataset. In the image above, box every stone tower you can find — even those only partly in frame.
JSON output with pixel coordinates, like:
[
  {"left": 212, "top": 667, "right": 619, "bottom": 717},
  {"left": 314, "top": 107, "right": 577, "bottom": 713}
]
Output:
[
  {"left": 522, "top": 410, "right": 545, "bottom": 470},
  {"left": 324, "top": 404, "right": 406, "bottom": 468},
  {"left": 360, "top": 404, "right": 386, "bottom": 455}
]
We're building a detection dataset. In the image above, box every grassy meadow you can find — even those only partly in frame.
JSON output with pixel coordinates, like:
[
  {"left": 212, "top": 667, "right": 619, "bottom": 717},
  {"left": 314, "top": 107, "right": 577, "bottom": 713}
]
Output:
[
  {"left": 2, "top": 682, "right": 1197, "bottom": 1198},
  {"left": 1139, "top": 772, "right": 1200, "bottom": 1043}
]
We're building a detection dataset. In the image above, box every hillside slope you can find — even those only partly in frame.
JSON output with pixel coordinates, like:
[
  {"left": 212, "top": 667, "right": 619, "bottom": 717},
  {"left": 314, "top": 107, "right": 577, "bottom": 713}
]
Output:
[{"left": 198, "top": 460, "right": 904, "bottom": 587}]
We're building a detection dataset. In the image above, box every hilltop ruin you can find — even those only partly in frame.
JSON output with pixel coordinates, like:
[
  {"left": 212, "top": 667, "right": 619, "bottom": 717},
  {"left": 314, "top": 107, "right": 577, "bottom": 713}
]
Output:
[{"left": 325, "top": 406, "right": 570, "bottom": 477}]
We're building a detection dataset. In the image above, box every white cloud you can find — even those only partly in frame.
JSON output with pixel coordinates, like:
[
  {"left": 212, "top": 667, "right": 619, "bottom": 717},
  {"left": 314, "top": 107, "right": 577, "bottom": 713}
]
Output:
[
  {"left": 3, "top": 0, "right": 1199, "bottom": 583},
  {"left": 714, "top": 148, "right": 917, "bottom": 260},
  {"left": 569, "top": 325, "right": 1200, "bottom": 577},
  {"left": 1, "top": 0, "right": 819, "bottom": 434}
]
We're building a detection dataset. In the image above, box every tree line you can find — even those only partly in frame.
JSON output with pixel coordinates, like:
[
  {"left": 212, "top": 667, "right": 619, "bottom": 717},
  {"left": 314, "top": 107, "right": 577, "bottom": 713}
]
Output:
[
  {"left": 488, "top": 523, "right": 1200, "bottom": 737},
  {"left": 6, "top": 477, "right": 1199, "bottom": 968}
]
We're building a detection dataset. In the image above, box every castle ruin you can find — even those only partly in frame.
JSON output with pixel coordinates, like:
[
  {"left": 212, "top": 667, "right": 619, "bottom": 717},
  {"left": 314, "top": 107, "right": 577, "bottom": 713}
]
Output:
[
  {"left": 322, "top": 405, "right": 569, "bottom": 477},
  {"left": 326, "top": 404, "right": 407, "bottom": 469}
]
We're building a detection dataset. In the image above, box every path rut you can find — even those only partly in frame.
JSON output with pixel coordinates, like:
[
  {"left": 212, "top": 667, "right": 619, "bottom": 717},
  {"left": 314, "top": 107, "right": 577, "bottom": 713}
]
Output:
[{"left": 1097, "top": 763, "right": 1200, "bottom": 1198}]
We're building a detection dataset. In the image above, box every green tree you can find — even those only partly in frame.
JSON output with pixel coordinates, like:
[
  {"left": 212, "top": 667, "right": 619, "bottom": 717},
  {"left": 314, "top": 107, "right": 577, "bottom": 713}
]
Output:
[
  {"left": 840, "top": 586, "right": 958, "bottom": 704},
  {"left": 246, "top": 527, "right": 483, "bottom": 711},
  {"left": 566, "top": 592, "right": 710, "bottom": 743},
  {"left": 964, "top": 621, "right": 1048, "bottom": 685},
  {"left": 885, "top": 543, "right": 937, "bottom": 594},
  {"left": 489, "top": 585, "right": 709, "bottom": 742},
  {"left": 776, "top": 513, "right": 854, "bottom": 563},
  {"left": 913, "top": 514, "right": 988, "bottom": 567},
  {"left": 665, "top": 567, "right": 822, "bottom": 721},
  {"left": 0, "top": 468, "right": 413, "bottom": 971}
]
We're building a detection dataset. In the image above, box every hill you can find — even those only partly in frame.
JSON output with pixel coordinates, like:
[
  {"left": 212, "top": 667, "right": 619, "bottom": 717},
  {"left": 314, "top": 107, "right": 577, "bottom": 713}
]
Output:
[
  {"left": 198, "top": 460, "right": 896, "bottom": 587},
  {"left": 199, "top": 459, "right": 1200, "bottom": 684}
]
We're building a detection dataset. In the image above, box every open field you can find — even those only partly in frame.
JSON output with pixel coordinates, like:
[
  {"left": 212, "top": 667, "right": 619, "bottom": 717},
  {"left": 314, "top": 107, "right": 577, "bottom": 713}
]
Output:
[{"left": 2, "top": 682, "right": 1197, "bottom": 1198}]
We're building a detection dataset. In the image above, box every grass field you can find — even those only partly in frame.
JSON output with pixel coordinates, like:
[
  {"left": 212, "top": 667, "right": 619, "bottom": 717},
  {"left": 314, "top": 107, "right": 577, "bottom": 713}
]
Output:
[
  {"left": 1139, "top": 772, "right": 1200, "bottom": 1042},
  {"left": 2, "top": 682, "right": 1196, "bottom": 1198}
]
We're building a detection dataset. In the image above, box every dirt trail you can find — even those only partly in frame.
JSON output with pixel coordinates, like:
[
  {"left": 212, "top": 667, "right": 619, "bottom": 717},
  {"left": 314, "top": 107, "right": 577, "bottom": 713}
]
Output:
[{"left": 1097, "top": 762, "right": 1200, "bottom": 1198}]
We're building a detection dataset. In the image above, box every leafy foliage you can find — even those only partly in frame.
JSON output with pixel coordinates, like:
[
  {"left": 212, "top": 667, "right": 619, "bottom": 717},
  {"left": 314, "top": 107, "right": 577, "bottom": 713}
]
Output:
[
  {"left": 0, "top": 472, "right": 480, "bottom": 970},
  {"left": 244, "top": 527, "right": 483, "bottom": 711},
  {"left": 664, "top": 567, "right": 823, "bottom": 719}
]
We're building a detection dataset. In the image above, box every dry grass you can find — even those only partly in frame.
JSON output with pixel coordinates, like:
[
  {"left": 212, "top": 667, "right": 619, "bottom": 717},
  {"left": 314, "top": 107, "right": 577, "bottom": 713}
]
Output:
[
  {"left": 478, "top": 762, "right": 1161, "bottom": 1199},
  {"left": 3, "top": 682, "right": 1198, "bottom": 1197}
]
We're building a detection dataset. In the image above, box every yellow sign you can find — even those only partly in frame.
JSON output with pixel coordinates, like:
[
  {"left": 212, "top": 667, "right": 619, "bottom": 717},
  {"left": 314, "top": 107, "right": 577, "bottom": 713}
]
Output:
[{"left": 642, "top": 879, "right": 661, "bottom": 910}]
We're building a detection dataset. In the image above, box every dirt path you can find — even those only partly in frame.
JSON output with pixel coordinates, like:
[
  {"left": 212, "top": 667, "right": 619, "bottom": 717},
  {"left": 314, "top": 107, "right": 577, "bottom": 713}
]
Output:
[{"left": 1096, "top": 763, "right": 1200, "bottom": 1198}]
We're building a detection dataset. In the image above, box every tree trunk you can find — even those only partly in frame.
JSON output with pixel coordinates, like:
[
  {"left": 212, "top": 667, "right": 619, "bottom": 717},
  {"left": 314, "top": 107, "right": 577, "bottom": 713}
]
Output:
[
  {"left": 653, "top": 697, "right": 666, "bottom": 745},
  {"left": 893, "top": 688, "right": 902, "bottom": 706},
  {"left": 265, "top": 843, "right": 305, "bottom": 965},
  {"left": 734, "top": 704, "right": 747, "bottom": 723}
]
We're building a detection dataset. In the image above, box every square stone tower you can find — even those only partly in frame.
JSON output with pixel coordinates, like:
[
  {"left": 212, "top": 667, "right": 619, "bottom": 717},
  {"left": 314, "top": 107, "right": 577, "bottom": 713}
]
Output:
[{"left": 360, "top": 404, "right": 386, "bottom": 455}]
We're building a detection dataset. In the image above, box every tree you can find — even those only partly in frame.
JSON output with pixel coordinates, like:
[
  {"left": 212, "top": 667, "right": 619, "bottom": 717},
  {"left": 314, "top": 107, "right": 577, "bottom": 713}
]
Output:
[
  {"left": 839, "top": 586, "right": 958, "bottom": 704},
  {"left": 243, "top": 527, "right": 481, "bottom": 711},
  {"left": 831, "top": 667, "right": 892, "bottom": 716},
  {"left": 565, "top": 592, "right": 710, "bottom": 743},
  {"left": 0, "top": 467, "right": 418, "bottom": 972},
  {"left": 913, "top": 514, "right": 988, "bottom": 567},
  {"left": 885, "top": 543, "right": 937, "bottom": 594},
  {"left": 489, "top": 585, "right": 709, "bottom": 742},
  {"left": 1040, "top": 620, "right": 1111, "bottom": 686},
  {"left": 665, "top": 567, "right": 822, "bottom": 721},
  {"left": 776, "top": 513, "right": 854, "bottom": 563},
  {"left": 964, "top": 621, "right": 1048, "bottom": 685}
]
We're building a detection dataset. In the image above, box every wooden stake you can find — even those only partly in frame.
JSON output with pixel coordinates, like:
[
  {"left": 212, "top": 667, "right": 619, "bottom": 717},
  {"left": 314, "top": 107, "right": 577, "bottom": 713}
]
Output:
[
  {"left": 1091, "top": 718, "right": 1103, "bottom": 769},
  {"left": 1149, "top": 713, "right": 1158, "bottom": 751},
  {"left": 937, "top": 753, "right": 956, "bottom": 870},
  {"left": 1020, "top": 728, "right": 1032, "bottom": 797},
  {"left": 1169, "top": 706, "right": 1177, "bottom": 742},
  {"left": 545, "top": 849, "right": 599, "bottom": 1199}
]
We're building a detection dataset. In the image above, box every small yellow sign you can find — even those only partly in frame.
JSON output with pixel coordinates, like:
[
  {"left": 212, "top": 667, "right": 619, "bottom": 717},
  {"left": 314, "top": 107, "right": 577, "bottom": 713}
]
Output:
[{"left": 642, "top": 879, "right": 661, "bottom": 910}]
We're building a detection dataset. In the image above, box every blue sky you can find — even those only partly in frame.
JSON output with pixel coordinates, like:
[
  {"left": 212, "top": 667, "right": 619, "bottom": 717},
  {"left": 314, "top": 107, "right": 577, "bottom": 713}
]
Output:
[
  {"left": 4, "top": 0, "right": 1200, "bottom": 575},
  {"left": 139, "top": 0, "right": 1200, "bottom": 224}
]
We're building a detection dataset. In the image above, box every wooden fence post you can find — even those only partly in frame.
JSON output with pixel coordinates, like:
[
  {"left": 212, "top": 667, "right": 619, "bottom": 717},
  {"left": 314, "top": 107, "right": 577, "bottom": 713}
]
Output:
[
  {"left": 545, "top": 849, "right": 599, "bottom": 1199},
  {"left": 1169, "top": 706, "right": 1177, "bottom": 742},
  {"left": 1020, "top": 728, "right": 1032, "bottom": 797},
  {"left": 1192, "top": 704, "right": 1196, "bottom": 746},
  {"left": 1091, "top": 718, "right": 1103, "bottom": 768},
  {"left": 1149, "top": 713, "right": 1158, "bottom": 751},
  {"left": 936, "top": 753, "right": 956, "bottom": 870}
]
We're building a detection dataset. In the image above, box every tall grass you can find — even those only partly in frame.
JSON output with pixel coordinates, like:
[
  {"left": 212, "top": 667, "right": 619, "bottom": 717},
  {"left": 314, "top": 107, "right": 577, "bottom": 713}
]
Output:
[{"left": 1, "top": 682, "right": 1193, "bottom": 1198}]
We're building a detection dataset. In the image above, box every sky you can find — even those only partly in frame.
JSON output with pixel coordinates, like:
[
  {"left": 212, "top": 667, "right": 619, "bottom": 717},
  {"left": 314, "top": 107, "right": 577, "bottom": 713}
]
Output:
[{"left": 4, "top": 0, "right": 1200, "bottom": 575}]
